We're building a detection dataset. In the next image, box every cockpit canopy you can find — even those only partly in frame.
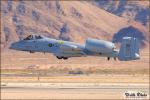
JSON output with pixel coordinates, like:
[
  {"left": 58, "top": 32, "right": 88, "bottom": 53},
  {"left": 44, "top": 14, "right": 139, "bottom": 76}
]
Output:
[{"left": 23, "top": 34, "right": 43, "bottom": 40}]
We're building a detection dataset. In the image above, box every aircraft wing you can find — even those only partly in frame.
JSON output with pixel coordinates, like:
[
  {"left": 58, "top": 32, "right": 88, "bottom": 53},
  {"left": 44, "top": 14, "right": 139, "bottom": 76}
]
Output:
[
  {"left": 60, "top": 44, "right": 82, "bottom": 51},
  {"left": 55, "top": 44, "right": 86, "bottom": 57}
]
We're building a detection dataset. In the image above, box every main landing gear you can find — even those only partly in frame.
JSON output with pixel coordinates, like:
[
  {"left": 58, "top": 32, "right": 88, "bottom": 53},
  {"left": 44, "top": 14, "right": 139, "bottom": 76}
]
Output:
[
  {"left": 56, "top": 56, "right": 68, "bottom": 60},
  {"left": 107, "top": 57, "right": 117, "bottom": 61}
]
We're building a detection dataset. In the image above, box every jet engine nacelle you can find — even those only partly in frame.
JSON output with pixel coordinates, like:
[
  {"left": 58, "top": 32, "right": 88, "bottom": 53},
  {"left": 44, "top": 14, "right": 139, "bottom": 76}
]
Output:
[{"left": 85, "top": 38, "right": 115, "bottom": 53}]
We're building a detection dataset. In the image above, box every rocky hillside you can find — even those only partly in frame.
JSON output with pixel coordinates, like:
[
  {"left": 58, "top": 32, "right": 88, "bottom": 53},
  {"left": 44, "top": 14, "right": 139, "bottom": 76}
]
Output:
[
  {"left": 1, "top": 1, "right": 149, "bottom": 50},
  {"left": 92, "top": 0, "right": 149, "bottom": 28}
]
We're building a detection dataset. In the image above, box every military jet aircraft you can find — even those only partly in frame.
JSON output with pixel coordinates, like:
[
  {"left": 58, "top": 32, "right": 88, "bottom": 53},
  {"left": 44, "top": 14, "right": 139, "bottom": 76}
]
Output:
[{"left": 9, "top": 34, "right": 140, "bottom": 61}]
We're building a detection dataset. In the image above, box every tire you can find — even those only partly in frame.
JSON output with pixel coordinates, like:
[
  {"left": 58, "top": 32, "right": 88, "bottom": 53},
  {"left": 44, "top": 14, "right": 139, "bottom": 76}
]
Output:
[
  {"left": 56, "top": 56, "right": 62, "bottom": 59},
  {"left": 63, "top": 57, "right": 68, "bottom": 60}
]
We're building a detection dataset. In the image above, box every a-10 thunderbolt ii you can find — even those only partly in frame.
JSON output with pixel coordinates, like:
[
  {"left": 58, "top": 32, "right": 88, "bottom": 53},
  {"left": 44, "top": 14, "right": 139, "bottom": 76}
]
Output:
[{"left": 9, "top": 34, "right": 140, "bottom": 61}]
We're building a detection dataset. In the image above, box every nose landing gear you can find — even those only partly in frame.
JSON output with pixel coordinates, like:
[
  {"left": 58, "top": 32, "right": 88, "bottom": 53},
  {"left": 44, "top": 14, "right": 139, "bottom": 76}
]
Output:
[{"left": 29, "top": 51, "right": 35, "bottom": 53}]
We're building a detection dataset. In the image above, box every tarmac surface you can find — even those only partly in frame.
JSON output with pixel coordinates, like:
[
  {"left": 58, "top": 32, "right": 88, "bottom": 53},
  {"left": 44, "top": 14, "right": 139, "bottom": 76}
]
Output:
[{"left": 1, "top": 82, "right": 149, "bottom": 99}]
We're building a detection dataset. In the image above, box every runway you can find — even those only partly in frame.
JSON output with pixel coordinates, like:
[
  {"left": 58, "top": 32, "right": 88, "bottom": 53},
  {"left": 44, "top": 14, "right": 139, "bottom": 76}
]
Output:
[{"left": 1, "top": 82, "right": 149, "bottom": 99}]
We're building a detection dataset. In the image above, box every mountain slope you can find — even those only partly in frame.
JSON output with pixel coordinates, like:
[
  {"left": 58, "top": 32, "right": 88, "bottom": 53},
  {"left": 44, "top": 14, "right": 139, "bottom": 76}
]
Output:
[
  {"left": 1, "top": 1, "right": 149, "bottom": 50},
  {"left": 92, "top": 0, "right": 149, "bottom": 28},
  {"left": 1, "top": 1, "right": 128, "bottom": 47}
]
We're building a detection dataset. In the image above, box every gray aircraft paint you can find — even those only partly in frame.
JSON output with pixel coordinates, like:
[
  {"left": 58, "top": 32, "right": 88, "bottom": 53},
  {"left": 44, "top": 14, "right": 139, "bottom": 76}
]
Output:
[{"left": 9, "top": 34, "right": 140, "bottom": 61}]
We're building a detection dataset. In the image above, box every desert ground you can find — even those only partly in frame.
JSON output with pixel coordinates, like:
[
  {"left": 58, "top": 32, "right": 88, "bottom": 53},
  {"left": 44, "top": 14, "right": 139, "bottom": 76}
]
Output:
[
  {"left": 1, "top": 47, "right": 149, "bottom": 99},
  {"left": 1, "top": 81, "right": 149, "bottom": 99},
  {"left": 1, "top": 74, "right": 149, "bottom": 99}
]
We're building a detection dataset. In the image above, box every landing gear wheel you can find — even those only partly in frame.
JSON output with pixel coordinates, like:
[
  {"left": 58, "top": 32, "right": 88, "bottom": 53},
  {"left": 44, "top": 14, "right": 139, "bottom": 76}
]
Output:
[
  {"left": 63, "top": 57, "right": 68, "bottom": 60},
  {"left": 56, "top": 56, "right": 62, "bottom": 59},
  {"left": 107, "top": 57, "right": 110, "bottom": 61}
]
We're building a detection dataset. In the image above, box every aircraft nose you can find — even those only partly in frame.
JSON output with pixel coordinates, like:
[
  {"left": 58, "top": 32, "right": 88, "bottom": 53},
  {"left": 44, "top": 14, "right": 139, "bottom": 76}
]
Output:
[{"left": 9, "top": 42, "right": 20, "bottom": 50}]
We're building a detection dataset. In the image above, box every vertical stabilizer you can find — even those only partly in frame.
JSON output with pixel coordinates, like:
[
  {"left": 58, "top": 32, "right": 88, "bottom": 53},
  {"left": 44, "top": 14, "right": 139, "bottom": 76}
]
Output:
[{"left": 118, "top": 37, "right": 140, "bottom": 61}]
